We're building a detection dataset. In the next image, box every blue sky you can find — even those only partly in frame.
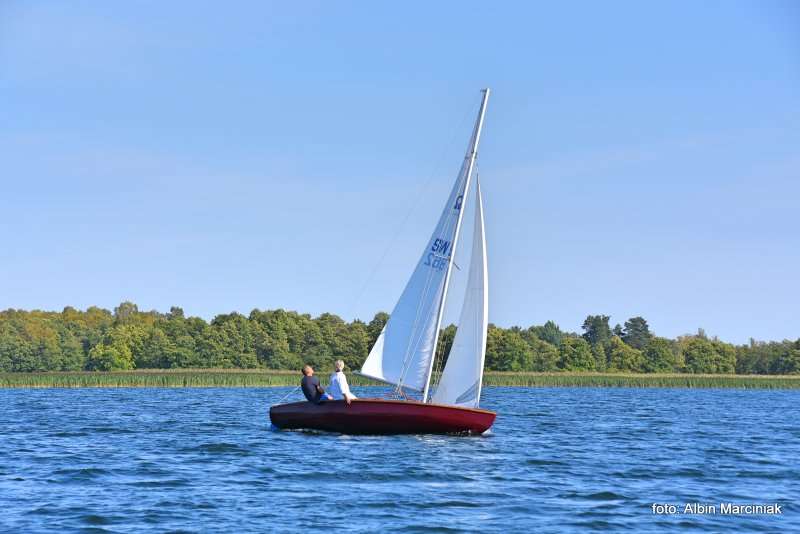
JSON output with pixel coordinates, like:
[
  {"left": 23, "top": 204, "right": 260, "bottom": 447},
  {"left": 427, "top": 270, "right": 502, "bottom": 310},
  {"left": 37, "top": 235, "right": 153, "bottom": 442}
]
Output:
[{"left": 1, "top": 1, "right": 798, "bottom": 343}]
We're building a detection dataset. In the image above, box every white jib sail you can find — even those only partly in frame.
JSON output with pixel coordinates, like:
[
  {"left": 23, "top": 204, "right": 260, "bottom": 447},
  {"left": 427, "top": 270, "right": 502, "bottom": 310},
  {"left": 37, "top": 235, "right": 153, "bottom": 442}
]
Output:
[
  {"left": 359, "top": 158, "right": 471, "bottom": 392},
  {"left": 360, "top": 91, "right": 489, "bottom": 393},
  {"left": 432, "top": 183, "right": 488, "bottom": 408}
]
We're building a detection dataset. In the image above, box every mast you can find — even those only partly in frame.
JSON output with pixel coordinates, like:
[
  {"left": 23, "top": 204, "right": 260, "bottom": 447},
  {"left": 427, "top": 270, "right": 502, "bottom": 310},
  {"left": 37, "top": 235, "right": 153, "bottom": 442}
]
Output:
[{"left": 422, "top": 88, "right": 490, "bottom": 402}]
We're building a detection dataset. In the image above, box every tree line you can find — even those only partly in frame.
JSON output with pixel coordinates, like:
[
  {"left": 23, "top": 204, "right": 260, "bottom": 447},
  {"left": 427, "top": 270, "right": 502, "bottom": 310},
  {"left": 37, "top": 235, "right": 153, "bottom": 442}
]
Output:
[{"left": 0, "top": 303, "right": 797, "bottom": 375}]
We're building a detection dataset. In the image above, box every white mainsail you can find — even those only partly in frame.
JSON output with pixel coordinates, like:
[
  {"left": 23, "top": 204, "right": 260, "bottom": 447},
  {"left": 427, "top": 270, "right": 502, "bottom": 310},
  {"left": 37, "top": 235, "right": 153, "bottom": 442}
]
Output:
[
  {"left": 431, "top": 182, "right": 488, "bottom": 408},
  {"left": 360, "top": 89, "right": 489, "bottom": 394}
]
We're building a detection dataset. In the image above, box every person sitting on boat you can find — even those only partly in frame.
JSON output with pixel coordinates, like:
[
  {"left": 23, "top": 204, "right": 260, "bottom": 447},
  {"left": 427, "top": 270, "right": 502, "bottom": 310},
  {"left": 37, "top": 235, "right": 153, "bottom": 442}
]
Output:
[
  {"left": 328, "top": 360, "right": 358, "bottom": 405},
  {"left": 301, "top": 365, "right": 332, "bottom": 404}
]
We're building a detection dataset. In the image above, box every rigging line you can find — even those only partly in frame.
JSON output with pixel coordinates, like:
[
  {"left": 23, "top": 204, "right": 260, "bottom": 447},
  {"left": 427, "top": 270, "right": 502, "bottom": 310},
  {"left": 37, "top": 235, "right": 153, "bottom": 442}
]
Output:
[
  {"left": 276, "top": 386, "right": 301, "bottom": 404},
  {"left": 345, "top": 100, "right": 476, "bottom": 322}
]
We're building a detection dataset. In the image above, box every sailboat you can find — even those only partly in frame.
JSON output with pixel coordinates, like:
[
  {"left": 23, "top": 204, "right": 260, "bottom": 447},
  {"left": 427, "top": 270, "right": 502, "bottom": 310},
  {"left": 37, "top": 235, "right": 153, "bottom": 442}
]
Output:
[{"left": 270, "top": 89, "right": 496, "bottom": 434}]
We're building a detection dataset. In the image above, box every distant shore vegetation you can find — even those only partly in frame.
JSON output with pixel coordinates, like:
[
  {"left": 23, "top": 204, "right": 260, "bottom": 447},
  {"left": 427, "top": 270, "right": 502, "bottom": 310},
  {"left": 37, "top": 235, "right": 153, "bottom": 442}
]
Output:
[
  {"left": 2, "top": 370, "right": 799, "bottom": 389},
  {"left": 0, "top": 302, "right": 798, "bottom": 376}
]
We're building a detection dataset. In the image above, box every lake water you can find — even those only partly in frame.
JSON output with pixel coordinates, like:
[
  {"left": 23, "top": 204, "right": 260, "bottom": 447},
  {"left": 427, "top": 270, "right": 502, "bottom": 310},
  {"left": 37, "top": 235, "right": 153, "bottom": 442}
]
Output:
[{"left": 1, "top": 387, "right": 798, "bottom": 532}]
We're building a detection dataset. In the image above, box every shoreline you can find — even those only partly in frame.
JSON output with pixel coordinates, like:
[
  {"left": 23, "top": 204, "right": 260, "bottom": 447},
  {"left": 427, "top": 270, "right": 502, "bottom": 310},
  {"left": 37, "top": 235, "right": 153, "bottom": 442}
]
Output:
[{"left": 1, "top": 370, "right": 799, "bottom": 389}]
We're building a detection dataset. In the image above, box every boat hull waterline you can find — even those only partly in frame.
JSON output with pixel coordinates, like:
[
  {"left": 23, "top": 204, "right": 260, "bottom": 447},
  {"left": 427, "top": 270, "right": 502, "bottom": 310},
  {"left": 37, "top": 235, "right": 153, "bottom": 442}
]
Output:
[{"left": 269, "top": 399, "right": 496, "bottom": 435}]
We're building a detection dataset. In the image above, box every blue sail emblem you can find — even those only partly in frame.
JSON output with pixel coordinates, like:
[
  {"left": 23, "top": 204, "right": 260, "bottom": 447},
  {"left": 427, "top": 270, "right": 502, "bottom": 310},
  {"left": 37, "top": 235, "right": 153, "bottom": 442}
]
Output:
[{"left": 454, "top": 194, "right": 463, "bottom": 210}]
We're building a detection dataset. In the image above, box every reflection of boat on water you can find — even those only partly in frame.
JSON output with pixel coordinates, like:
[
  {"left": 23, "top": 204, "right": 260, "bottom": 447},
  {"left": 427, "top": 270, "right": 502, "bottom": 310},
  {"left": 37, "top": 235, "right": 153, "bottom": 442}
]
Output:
[{"left": 270, "top": 89, "right": 495, "bottom": 434}]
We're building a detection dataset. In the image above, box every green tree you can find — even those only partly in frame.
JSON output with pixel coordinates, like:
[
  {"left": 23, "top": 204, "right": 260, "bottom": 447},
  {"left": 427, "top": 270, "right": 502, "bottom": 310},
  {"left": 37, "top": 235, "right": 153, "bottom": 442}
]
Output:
[
  {"left": 1, "top": 302, "right": 797, "bottom": 376},
  {"left": 591, "top": 343, "right": 607, "bottom": 371},
  {"left": 255, "top": 322, "right": 296, "bottom": 369},
  {"left": 57, "top": 327, "right": 85, "bottom": 371},
  {"left": 736, "top": 339, "right": 791, "bottom": 374},
  {"left": 300, "top": 319, "right": 332, "bottom": 369},
  {"left": 773, "top": 341, "right": 800, "bottom": 374},
  {"left": 486, "top": 326, "right": 532, "bottom": 371},
  {"left": 681, "top": 337, "right": 716, "bottom": 373},
  {"left": 109, "top": 324, "right": 147, "bottom": 365},
  {"left": 622, "top": 316, "right": 652, "bottom": 349},
  {"left": 681, "top": 337, "right": 736, "bottom": 374},
  {"left": 711, "top": 341, "right": 737, "bottom": 374},
  {"left": 527, "top": 320, "right": 564, "bottom": 346},
  {"left": 86, "top": 341, "right": 134, "bottom": 371},
  {"left": 341, "top": 320, "right": 370, "bottom": 370},
  {"left": 528, "top": 337, "right": 559, "bottom": 371},
  {"left": 582, "top": 315, "right": 612, "bottom": 347},
  {"left": 316, "top": 313, "right": 351, "bottom": 362},
  {"left": 642, "top": 337, "right": 677, "bottom": 372},
  {"left": 113, "top": 301, "right": 139, "bottom": 324},
  {"left": 558, "top": 337, "right": 595, "bottom": 371},
  {"left": 607, "top": 336, "right": 644, "bottom": 372},
  {"left": 171, "top": 334, "right": 200, "bottom": 367},
  {"left": 25, "top": 320, "right": 63, "bottom": 371},
  {"left": 137, "top": 328, "right": 174, "bottom": 368},
  {"left": 195, "top": 328, "right": 226, "bottom": 368},
  {"left": 0, "top": 324, "right": 35, "bottom": 372}
]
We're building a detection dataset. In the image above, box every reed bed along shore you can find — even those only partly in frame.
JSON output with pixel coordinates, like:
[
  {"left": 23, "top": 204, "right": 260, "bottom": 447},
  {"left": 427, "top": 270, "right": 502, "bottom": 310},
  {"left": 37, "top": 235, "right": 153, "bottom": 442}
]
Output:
[
  {"left": 1, "top": 369, "right": 799, "bottom": 389},
  {"left": 483, "top": 372, "right": 800, "bottom": 389}
]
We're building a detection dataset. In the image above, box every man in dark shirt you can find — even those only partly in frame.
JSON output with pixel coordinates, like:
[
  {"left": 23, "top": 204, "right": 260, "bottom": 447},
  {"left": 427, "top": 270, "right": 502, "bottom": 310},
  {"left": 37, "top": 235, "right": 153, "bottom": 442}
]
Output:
[{"left": 301, "top": 365, "right": 332, "bottom": 404}]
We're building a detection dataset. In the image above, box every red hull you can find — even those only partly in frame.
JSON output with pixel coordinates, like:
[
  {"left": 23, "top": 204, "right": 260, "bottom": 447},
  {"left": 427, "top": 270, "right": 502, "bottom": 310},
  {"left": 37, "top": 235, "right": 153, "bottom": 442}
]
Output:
[{"left": 270, "top": 399, "right": 496, "bottom": 435}]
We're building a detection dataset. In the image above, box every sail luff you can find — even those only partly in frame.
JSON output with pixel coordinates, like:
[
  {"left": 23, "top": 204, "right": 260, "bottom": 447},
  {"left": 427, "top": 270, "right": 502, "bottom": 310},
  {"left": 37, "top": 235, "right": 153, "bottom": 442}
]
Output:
[
  {"left": 421, "top": 88, "right": 490, "bottom": 402},
  {"left": 473, "top": 182, "right": 489, "bottom": 406},
  {"left": 475, "top": 181, "right": 489, "bottom": 408}
]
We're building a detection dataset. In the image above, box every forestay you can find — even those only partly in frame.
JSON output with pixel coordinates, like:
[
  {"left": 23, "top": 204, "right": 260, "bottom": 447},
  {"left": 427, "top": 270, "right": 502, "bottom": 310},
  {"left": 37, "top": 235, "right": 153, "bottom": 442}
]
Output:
[{"left": 431, "top": 183, "right": 488, "bottom": 408}]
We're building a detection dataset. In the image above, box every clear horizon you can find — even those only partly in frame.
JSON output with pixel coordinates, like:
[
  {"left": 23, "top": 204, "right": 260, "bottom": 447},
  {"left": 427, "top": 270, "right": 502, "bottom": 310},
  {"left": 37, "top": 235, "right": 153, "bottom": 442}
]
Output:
[{"left": 2, "top": 1, "right": 798, "bottom": 344}]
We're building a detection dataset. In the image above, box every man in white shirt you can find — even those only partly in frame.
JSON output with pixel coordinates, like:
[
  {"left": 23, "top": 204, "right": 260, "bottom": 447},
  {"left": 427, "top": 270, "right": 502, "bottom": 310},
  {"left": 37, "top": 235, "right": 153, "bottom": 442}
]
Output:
[{"left": 328, "top": 360, "right": 358, "bottom": 404}]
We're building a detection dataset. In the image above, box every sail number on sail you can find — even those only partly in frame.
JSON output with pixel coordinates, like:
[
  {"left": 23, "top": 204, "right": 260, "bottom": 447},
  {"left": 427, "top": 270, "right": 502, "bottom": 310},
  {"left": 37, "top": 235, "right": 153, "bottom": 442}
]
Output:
[{"left": 424, "top": 238, "right": 451, "bottom": 271}]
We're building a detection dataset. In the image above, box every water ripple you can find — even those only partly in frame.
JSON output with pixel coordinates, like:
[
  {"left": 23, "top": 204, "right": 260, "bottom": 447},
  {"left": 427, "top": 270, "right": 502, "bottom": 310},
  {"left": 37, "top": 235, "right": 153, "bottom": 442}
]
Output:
[{"left": 0, "top": 387, "right": 798, "bottom": 532}]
